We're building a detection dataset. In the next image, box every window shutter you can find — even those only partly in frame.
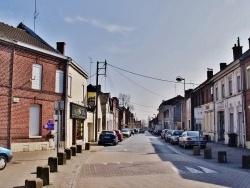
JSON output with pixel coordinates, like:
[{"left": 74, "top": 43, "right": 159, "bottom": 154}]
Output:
[
  {"left": 32, "top": 64, "right": 42, "bottom": 90},
  {"left": 56, "top": 70, "right": 64, "bottom": 93}
]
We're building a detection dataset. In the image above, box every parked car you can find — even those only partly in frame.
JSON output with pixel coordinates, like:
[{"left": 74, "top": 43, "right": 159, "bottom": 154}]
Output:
[
  {"left": 98, "top": 130, "right": 118, "bottom": 146},
  {"left": 114, "top": 130, "right": 123, "bottom": 142},
  {"left": 153, "top": 125, "right": 164, "bottom": 135},
  {"left": 121, "top": 129, "right": 131, "bottom": 138},
  {"left": 165, "top": 130, "right": 173, "bottom": 142},
  {"left": 161, "top": 129, "right": 168, "bottom": 139},
  {"left": 170, "top": 130, "right": 183, "bottom": 145},
  {"left": 178, "top": 131, "right": 207, "bottom": 149},
  {"left": 139, "top": 128, "right": 145, "bottom": 134},
  {"left": 0, "top": 146, "right": 13, "bottom": 170},
  {"left": 130, "top": 129, "right": 135, "bottom": 135}
]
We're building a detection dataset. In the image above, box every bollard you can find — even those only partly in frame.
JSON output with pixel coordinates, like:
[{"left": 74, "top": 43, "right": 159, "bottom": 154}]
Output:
[
  {"left": 65, "top": 148, "right": 72, "bottom": 160},
  {"left": 70, "top": 146, "right": 76, "bottom": 156},
  {"left": 193, "top": 146, "right": 200, "bottom": 156},
  {"left": 25, "top": 178, "right": 43, "bottom": 188},
  {"left": 218, "top": 151, "right": 227, "bottom": 163},
  {"left": 77, "top": 144, "right": 82, "bottom": 153},
  {"left": 36, "top": 165, "right": 50, "bottom": 186},
  {"left": 204, "top": 147, "right": 212, "bottom": 159},
  {"left": 48, "top": 157, "right": 58, "bottom": 172},
  {"left": 57, "top": 152, "right": 66, "bottom": 165},
  {"left": 85, "top": 143, "right": 90, "bottom": 150},
  {"left": 242, "top": 155, "right": 250, "bottom": 169}
]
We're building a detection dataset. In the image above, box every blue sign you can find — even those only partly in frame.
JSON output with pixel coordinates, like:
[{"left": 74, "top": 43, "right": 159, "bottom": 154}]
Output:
[{"left": 43, "top": 119, "right": 54, "bottom": 130}]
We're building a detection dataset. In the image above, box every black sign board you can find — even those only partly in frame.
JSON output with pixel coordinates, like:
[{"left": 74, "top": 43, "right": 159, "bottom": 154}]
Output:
[{"left": 70, "top": 103, "right": 87, "bottom": 119}]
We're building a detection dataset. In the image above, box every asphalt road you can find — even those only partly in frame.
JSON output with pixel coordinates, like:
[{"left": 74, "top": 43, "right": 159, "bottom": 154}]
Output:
[{"left": 75, "top": 132, "right": 250, "bottom": 188}]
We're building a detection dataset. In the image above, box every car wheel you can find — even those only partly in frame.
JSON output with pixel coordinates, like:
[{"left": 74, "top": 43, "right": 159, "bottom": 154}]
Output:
[{"left": 0, "top": 156, "right": 7, "bottom": 170}]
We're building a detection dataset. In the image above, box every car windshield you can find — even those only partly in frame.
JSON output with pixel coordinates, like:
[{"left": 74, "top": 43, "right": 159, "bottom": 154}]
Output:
[
  {"left": 101, "top": 131, "right": 114, "bottom": 135},
  {"left": 173, "top": 131, "right": 182, "bottom": 136},
  {"left": 121, "top": 129, "right": 129, "bottom": 132},
  {"left": 187, "top": 131, "right": 199, "bottom": 136}
]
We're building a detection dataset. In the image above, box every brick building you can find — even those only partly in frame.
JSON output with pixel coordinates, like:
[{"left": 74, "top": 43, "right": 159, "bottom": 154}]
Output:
[{"left": 0, "top": 22, "right": 68, "bottom": 151}]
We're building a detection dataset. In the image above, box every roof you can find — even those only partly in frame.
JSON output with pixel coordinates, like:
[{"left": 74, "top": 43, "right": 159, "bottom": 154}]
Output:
[{"left": 0, "top": 22, "right": 58, "bottom": 53}]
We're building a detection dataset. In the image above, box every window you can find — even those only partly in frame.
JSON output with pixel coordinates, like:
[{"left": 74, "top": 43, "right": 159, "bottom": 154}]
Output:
[
  {"left": 228, "top": 78, "right": 232, "bottom": 96},
  {"left": 68, "top": 75, "right": 72, "bottom": 97},
  {"left": 222, "top": 83, "right": 225, "bottom": 98},
  {"left": 32, "top": 64, "right": 42, "bottom": 90},
  {"left": 211, "top": 86, "right": 214, "bottom": 101},
  {"left": 55, "top": 70, "right": 64, "bottom": 93},
  {"left": 29, "top": 104, "right": 41, "bottom": 137},
  {"left": 237, "top": 75, "right": 241, "bottom": 92},
  {"left": 247, "top": 68, "right": 250, "bottom": 89}
]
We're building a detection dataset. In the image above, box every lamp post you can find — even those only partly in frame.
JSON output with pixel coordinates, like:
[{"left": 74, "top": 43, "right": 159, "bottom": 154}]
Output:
[{"left": 176, "top": 76, "right": 186, "bottom": 130}]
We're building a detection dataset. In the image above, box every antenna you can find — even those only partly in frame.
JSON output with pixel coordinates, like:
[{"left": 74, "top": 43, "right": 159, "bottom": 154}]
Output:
[
  {"left": 88, "top": 57, "right": 93, "bottom": 84},
  {"left": 34, "top": 0, "right": 39, "bottom": 32}
]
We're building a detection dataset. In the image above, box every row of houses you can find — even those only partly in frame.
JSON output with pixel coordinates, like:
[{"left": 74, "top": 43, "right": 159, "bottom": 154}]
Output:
[
  {"left": 0, "top": 22, "right": 141, "bottom": 152},
  {"left": 150, "top": 37, "right": 250, "bottom": 149}
]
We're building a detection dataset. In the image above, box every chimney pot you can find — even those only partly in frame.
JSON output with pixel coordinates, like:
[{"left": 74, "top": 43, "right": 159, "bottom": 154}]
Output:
[{"left": 232, "top": 38, "right": 242, "bottom": 61}]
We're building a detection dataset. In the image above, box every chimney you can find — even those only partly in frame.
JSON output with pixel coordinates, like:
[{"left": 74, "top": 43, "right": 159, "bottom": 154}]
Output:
[
  {"left": 56, "top": 42, "right": 66, "bottom": 55},
  {"left": 207, "top": 68, "right": 213, "bottom": 79},
  {"left": 232, "top": 37, "right": 242, "bottom": 61},
  {"left": 248, "top": 38, "right": 250, "bottom": 49},
  {"left": 220, "top": 63, "right": 227, "bottom": 71}
]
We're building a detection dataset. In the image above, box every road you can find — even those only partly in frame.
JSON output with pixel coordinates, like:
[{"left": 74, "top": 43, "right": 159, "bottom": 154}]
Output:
[{"left": 74, "top": 132, "right": 250, "bottom": 188}]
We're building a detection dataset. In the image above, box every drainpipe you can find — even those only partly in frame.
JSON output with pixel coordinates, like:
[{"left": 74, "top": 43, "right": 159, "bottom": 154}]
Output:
[
  {"left": 64, "top": 57, "right": 71, "bottom": 149},
  {"left": 7, "top": 47, "right": 15, "bottom": 149},
  {"left": 240, "top": 59, "right": 246, "bottom": 148}
]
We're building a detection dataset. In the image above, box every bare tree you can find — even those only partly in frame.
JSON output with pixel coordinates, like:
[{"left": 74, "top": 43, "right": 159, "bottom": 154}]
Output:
[{"left": 119, "top": 93, "right": 134, "bottom": 111}]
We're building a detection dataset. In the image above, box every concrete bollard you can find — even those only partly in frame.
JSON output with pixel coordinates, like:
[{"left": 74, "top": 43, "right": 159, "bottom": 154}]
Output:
[
  {"left": 218, "top": 151, "right": 227, "bottom": 163},
  {"left": 48, "top": 157, "right": 58, "bottom": 172},
  {"left": 204, "top": 147, "right": 212, "bottom": 159},
  {"left": 77, "top": 144, "right": 82, "bottom": 153},
  {"left": 57, "top": 152, "right": 66, "bottom": 165},
  {"left": 36, "top": 165, "right": 50, "bottom": 186},
  {"left": 25, "top": 178, "right": 43, "bottom": 188},
  {"left": 70, "top": 146, "right": 76, "bottom": 156},
  {"left": 65, "top": 148, "right": 72, "bottom": 160},
  {"left": 242, "top": 155, "right": 250, "bottom": 169},
  {"left": 193, "top": 146, "right": 200, "bottom": 156},
  {"left": 85, "top": 143, "right": 90, "bottom": 150}
]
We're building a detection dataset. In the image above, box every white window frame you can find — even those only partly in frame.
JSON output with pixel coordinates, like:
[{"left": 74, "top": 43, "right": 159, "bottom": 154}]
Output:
[
  {"left": 228, "top": 77, "right": 232, "bottom": 96},
  {"left": 55, "top": 70, "right": 64, "bottom": 93},
  {"left": 237, "top": 75, "right": 241, "bottom": 92},
  {"left": 32, "top": 64, "right": 42, "bottom": 90},
  {"left": 68, "top": 74, "right": 72, "bottom": 97}
]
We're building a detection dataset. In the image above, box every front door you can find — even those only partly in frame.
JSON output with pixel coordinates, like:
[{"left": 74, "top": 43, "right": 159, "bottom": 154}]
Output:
[{"left": 218, "top": 111, "right": 225, "bottom": 141}]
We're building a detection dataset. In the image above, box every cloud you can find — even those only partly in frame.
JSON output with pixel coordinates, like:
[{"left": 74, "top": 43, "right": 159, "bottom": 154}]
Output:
[{"left": 64, "top": 16, "right": 134, "bottom": 33}]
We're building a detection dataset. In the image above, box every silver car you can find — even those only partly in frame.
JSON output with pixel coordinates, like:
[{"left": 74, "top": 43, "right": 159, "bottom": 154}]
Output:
[
  {"left": 179, "top": 131, "right": 207, "bottom": 149},
  {"left": 170, "top": 130, "right": 183, "bottom": 145}
]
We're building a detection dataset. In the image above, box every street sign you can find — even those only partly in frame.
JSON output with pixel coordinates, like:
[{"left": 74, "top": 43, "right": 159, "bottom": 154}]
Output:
[
  {"left": 54, "top": 100, "right": 64, "bottom": 110},
  {"left": 194, "top": 108, "right": 204, "bottom": 119}
]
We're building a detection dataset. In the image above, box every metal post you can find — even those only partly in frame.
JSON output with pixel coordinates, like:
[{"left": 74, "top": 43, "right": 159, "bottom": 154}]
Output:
[
  {"left": 95, "top": 62, "right": 99, "bottom": 142},
  {"left": 57, "top": 101, "right": 60, "bottom": 155}
]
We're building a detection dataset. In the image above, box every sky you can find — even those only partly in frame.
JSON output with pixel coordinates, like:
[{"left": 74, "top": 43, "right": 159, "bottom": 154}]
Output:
[{"left": 2, "top": 0, "right": 250, "bottom": 121}]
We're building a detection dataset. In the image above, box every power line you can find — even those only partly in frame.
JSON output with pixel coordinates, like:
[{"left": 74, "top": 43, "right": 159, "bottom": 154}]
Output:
[{"left": 107, "top": 63, "right": 198, "bottom": 85}]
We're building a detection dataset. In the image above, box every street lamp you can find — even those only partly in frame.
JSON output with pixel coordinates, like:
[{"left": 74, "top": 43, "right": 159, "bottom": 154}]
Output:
[{"left": 176, "top": 76, "right": 186, "bottom": 130}]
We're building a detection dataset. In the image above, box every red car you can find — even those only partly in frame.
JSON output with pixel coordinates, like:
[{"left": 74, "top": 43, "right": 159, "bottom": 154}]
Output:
[{"left": 114, "top": 130, "right": 123, "bottom": 142}]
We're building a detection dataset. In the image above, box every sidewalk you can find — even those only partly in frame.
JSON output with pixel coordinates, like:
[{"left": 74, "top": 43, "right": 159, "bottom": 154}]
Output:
[
  {"left": 0, "top": 142, "right": 103, "bottom": 188},
  {"left": 182, "top": 141, "right": 250, "bottom": 170},
  {"left": 2, "top": 141, "right": 250, "bottom": 187}
]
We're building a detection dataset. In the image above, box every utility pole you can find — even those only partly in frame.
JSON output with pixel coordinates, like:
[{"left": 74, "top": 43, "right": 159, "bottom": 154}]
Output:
[{"left": 95, "top": 60, "right": 107, "bottom": 141}]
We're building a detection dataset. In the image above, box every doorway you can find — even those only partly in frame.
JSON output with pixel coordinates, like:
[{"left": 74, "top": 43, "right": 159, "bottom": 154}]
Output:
[{"left": 218, "top": 111, "right": 225, "bottom": 141}]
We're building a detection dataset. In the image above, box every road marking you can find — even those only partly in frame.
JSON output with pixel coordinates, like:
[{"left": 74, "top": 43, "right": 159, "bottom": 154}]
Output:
[
  {"left": 167, "top": 145, "right": 182, "bottom": 154},
  {"left": 185, "top": 166, "right": 203, "bottom": 173},
  {"left": 198, "top": 166, "right": 218, "bottom": 173}
]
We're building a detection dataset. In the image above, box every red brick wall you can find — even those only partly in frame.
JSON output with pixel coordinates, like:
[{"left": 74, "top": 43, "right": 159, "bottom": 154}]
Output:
[{"left": 0, "top": 42, "right": 66, "bottom": 148}]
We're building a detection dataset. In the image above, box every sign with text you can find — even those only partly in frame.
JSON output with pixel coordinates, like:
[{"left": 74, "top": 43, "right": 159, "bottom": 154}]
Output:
[
  {"left": 70, "top": 103, "right": 87, "bottom": 119},
  {"left": 87, "top": 92, "right": 96, "bottom": 107},
  {"left": 194, "top": 108, "right": 204, "bottom": 119}
]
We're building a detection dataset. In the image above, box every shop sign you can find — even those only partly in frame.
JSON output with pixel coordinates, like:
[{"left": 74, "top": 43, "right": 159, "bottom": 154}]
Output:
[
  {"left": 70, "top": 103, "right": 87, "bottom": 119},
  {"left": 87, "top": 92, "right": 96, "bottom": 107}
]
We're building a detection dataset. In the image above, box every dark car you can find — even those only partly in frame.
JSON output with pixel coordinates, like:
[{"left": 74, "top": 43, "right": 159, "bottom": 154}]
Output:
[
  {"left": 98, "top": 130, "right": 118, "bottom": 146},
  {"left": 179, "top": 131, "right": 207, "bottom": 149},
  {"left": 170, "top": 130, "right": 183, "bottom": 145},
  {"left": 139, "top": 128, "right": 145, "bottom": 134},
  {"left": 0, "top": 146, "right": 13, "bottom": 170},
  {"left": 114, "top": 130, "right": 123, "bottom": 142}
]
